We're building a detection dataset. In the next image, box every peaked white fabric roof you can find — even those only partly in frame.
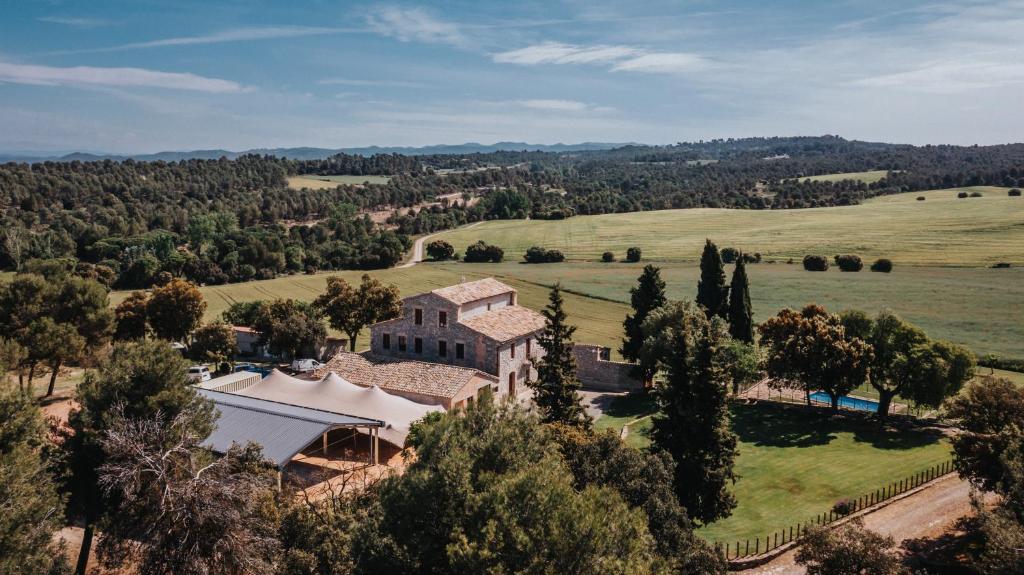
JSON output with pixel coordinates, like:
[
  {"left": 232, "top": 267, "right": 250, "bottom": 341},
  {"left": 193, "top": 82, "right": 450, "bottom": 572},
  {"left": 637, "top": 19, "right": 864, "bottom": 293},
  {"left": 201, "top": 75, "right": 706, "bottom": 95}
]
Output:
[{"left": 231, "top": 369, "right": 443, "bottom": 446}]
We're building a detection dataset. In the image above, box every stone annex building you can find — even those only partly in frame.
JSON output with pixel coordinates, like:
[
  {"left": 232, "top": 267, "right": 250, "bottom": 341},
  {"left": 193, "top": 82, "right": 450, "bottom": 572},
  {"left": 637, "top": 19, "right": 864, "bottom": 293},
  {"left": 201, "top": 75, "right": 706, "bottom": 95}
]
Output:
[{"left": 318, "top": 278, "right": 641, "bottom": 410}]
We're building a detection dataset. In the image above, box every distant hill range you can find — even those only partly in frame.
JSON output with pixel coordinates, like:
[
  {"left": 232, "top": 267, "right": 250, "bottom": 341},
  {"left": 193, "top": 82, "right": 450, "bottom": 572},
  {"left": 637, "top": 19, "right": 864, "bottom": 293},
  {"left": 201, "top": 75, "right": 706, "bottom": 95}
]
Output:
[{"left": 0, "top": 141, "right": 632, "bottom": 163}]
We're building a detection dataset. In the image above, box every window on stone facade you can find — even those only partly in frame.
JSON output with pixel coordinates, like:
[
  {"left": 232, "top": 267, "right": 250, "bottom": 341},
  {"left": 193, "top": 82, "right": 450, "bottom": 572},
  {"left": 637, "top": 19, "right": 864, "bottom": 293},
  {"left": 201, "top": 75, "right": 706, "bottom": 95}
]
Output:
[
  {"left": 398, "top": 335, "right": 407, "bottom": 352},
  {"left": 438, "top": 310, "right": 447, "bottom": 327},
  {"left": 414, "top": 337, "right": 422, "bottom": 354},
  {"left": 487, "top": 303, "right": 491, "bottom": 311},
  {"left": 510, "top": 341, "right": 516, "bottom": 359},
  {"left": 382, "top": 333, "right": 391, "bottom": 350},
  {"left": 438, "top": 340, "right": 447, "bottom": 357},
  {"left": 526, "top": 338, "right": 531, "bottom": 356},
  {"left": 455, "top": 342, "right": 465, "bottom": 359},
  {"left": 414, "top": 308, "right": 423, "bottom": 325}
]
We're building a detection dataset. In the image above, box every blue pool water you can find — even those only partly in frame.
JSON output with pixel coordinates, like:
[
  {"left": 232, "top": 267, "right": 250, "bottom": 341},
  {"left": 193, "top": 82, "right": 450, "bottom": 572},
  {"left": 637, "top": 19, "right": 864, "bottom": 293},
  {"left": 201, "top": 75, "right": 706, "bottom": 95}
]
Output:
[{"left": 808, "top": 392, "right": 879, "bottom": 412}]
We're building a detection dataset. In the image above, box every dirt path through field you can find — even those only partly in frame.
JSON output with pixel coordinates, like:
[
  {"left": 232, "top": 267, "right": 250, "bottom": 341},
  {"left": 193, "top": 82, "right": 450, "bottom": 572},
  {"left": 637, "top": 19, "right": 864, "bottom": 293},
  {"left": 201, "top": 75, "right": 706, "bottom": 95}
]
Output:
[
  {"left": 399, "top": 221, "right": 482, "bottom": 268},
  {"left": 745, "top": 474, "right": 974, "bottom": 574}
]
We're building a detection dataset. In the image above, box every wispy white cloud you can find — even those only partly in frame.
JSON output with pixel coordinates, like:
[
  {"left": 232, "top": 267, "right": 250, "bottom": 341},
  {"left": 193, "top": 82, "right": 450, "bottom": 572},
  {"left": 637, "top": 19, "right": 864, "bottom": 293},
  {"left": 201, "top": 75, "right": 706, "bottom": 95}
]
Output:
[
  {"left": 52, "top": 26, "right": 354, "bottom": 54},
  {"left": 493, "top": 41, "right": 704, "bottom": 75},
  {"left": 366, "top": 7, "right": 466, "bottom": 46},
  {"left": 515, "top": 99, "right": 613, "bottom": 113},
  {"left": 0, "top": 61, "right": 247, "bottom": 93},
  {"left": 318, "top": 78, "right": 424, "bottom": 88},
  {"left": 852, "top": 59, "right": 1024, "bottom": 93},
  {"left": 494, "top": 42, "right": 641, "bottom": 65},
  {"left": 38, "top": 16, "right": 113, "bottom": 28},
  {"left": 610, "top": 52, "right": 705, "bottom": 74}
]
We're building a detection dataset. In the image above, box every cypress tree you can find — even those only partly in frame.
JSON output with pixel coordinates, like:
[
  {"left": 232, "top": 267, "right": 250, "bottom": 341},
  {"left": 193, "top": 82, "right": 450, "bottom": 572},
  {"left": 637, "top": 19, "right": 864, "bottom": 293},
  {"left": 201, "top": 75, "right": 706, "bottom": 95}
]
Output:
[
  {"left": 696, "top": 239, "right": 729, "bottom": 319},
  {"left": 531, "top": 284, "right": 591, "bottom": 429},
  {"left": 651, "top": 306, "right": 738, "bottom": 524},
  {"left": 727, "top": 257, "right": 754, "bottom": 343},
  {"left": 621, "top": 264, "right": 667, "bottom": 367}
]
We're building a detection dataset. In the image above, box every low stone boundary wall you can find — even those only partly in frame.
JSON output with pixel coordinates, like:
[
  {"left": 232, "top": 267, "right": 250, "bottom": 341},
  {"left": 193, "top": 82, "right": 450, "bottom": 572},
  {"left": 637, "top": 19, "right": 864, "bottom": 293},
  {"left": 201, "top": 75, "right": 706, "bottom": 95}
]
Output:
[{"left": 573, "top": 343, "right": 643, "bottom": 392}]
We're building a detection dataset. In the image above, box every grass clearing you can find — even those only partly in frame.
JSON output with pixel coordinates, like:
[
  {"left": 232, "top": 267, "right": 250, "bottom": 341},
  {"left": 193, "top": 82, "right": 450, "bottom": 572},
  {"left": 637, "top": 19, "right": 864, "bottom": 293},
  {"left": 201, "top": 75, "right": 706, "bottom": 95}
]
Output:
[
  {"left": 287, "top": 174, "right": 391, "bottom": 189},
  {"left": 802, "top": 170, "right": 892, "bottom": 184},
  {"left": 595, "top": 398, "right": 952, "bottom": 544},
  {"left": 435, "top": 187, "right": 1023, "bottom": 266}
]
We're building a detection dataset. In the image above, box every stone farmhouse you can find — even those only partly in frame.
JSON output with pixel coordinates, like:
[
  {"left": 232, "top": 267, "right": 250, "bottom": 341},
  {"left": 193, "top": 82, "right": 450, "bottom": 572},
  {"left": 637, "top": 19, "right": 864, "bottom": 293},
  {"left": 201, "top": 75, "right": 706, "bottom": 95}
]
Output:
[{"left": 317, "top": 277, "right": 642, "bottom": 410}]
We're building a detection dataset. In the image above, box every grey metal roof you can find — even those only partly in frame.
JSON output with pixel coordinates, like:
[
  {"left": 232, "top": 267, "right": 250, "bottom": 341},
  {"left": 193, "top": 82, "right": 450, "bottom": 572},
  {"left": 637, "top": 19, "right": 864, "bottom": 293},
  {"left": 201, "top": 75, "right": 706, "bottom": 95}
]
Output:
[{"left": 198, "top": 389, "right": 382, "bottom": 468}]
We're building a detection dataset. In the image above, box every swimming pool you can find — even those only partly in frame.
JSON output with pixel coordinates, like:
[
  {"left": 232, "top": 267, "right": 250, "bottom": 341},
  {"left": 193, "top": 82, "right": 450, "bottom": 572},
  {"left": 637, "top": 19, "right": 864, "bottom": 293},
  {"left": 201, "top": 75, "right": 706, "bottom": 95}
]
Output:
[{"left": 808, "top": 392, "right": 879, "bottom": 412}]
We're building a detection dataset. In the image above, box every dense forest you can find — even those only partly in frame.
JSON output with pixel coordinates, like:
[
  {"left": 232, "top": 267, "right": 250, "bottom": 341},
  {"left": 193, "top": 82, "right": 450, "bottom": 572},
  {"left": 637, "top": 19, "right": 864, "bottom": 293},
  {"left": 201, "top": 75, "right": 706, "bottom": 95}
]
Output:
[{"left": 2, "top": 136, "right": 1022, "bottom": 288}]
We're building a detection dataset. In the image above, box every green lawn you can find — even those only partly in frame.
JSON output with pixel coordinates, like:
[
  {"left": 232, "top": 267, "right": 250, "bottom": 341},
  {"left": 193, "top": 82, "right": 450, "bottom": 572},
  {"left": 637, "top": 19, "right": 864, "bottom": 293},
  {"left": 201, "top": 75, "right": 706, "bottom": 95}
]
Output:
[
  {"left": 435, "top": 187, "right": 1023, "bottom": 266},
  {"left": 596, "top": 398, "right": 952, "bottom": 545},
  {"left": 802, "top": 170, "right": 892, "bottom": 184}
]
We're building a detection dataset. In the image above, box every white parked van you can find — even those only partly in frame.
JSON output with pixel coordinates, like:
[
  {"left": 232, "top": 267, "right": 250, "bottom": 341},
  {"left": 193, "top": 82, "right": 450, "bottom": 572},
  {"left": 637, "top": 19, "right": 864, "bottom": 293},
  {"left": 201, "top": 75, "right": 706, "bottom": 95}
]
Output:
[
  {"left": 290, "top": 359, "right": 322, "bottom": 373},
  {"left": 187, "top": 365, "right": 212, "bottom": 383}
]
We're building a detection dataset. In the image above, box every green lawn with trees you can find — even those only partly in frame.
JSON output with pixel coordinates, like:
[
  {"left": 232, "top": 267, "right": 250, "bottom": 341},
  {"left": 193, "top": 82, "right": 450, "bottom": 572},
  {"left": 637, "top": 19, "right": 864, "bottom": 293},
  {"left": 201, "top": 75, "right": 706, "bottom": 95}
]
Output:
[
  {"left": 600, "top": 399, "right": 952, "bottom": 544},
  {"left": 106, "top": 256, "right": 1024, "bottom": 362}
]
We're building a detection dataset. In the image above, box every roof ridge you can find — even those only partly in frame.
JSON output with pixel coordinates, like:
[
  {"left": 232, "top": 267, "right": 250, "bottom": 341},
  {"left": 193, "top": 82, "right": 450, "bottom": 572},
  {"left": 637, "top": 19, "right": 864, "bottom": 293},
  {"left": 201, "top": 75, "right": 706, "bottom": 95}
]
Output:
[{"left": 200, "top": 388, "right": 383, "bottom": 426}]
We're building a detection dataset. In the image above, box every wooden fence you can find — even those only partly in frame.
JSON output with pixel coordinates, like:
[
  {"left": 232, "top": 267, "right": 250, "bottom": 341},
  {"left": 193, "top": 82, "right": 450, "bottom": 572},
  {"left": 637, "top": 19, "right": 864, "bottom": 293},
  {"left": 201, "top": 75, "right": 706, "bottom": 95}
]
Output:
[{"left": 717, "top": 459, "right": 957, "bottom": 561}]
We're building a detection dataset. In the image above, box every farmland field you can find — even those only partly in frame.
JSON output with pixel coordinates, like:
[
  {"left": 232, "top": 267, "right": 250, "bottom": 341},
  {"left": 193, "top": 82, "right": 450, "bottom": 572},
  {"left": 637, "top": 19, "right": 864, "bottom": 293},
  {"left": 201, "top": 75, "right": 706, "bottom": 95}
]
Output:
[
  {"left": 802, "top": 169, "right": 892, "bottom": 183},
  {"left": 435, "top": 187, "right": 1023, "bottom": 266},
  {"left": 595, "top": 398, "right": 952, "bottom": 544},
  {"left": 287, "top": 174, "right": 391, "bottom": 189}
]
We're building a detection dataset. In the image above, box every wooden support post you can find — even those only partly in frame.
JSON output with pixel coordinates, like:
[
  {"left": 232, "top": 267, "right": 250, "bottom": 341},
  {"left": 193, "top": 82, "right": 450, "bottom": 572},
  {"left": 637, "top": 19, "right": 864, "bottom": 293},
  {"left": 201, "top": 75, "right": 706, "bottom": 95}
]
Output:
[
  {"left": 323, "top": 432, "right": 328, "bottom": 456},
  {"left": 373, "top": 427, "right": 380, "bottom": 465}
]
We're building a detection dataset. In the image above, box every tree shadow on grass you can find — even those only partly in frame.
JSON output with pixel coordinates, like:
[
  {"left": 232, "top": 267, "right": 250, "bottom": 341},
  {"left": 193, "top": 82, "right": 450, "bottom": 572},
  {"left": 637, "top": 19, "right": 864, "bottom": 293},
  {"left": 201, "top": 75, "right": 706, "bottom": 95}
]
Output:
[
  {"left": 730, "top": 401, "right": 946, "bottom": 450},
  {"left": 602, "top": 393, "right": 658, "bottom": 420}
]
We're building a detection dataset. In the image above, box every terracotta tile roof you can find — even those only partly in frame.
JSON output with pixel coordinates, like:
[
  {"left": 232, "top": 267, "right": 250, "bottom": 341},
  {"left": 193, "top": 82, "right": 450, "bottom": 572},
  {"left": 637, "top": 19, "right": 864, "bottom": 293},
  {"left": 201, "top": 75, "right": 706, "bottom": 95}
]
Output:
[
  {"left": 461, "top": 306, "right": 546, "bottom": 342},
  {"left": 431, "top": 278, "right": 514, "bottom": 305},
  {"left": 314, "top": 351, "right": 495, "bottom": 400}
]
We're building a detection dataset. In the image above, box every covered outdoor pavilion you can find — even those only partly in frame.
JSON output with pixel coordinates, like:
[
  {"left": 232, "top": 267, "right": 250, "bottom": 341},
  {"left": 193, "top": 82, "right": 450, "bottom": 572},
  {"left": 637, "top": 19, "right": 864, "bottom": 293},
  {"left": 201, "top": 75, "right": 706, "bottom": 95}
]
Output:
[{"left": 198, "top": 388, "right": 385, "bottom": 487}]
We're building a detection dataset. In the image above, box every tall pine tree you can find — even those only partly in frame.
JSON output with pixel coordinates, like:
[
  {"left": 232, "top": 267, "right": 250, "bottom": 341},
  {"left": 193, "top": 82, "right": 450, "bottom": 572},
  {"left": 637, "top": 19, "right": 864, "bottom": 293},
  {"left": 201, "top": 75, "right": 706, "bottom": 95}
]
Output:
[
  {"left": 727, "top": 257, "right": 754, "bottom": 343},
  {"left": 621, "top": 264, "right": 667, "bottom": 374},
  {"left": 696, "top": 239, "right": 729, "bottom": 319},
  {"left": 530, "top": 284, "right": 591, "bottom": 429},
  {"left": 651, "top": 306, "right": 738, "bottom": 524}
]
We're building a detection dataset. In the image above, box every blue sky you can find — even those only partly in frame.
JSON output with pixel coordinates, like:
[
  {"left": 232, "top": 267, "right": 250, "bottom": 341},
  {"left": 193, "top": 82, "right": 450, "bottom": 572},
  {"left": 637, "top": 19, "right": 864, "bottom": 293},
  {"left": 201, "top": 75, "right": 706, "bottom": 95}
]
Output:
[{"left": 1, "top": 0, "right": 1022, "bottom": 152}]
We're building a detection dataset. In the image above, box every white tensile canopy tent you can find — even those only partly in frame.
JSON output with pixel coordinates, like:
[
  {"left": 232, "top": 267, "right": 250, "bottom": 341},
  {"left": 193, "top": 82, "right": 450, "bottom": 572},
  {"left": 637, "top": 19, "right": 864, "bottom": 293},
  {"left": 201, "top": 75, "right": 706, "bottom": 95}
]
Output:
[{"left": 228, "top": 369, "right": 443, "bottom": 446}]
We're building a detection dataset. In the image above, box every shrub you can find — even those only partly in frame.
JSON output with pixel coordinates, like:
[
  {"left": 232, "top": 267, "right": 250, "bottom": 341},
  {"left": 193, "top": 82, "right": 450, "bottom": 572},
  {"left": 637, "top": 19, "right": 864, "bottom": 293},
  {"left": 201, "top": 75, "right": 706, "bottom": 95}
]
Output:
[
  {"left": 743, "top": 252, "right": 762, "bottom": 264},
  {"left": 720, "top": 247, "right": 740, "bottom": 264},
  {"left": 802, "top": 255, "right": 829, "bottom": 271},
  {"left": 1010, "top": 188, "right": 1022, "bottom": 197},
  {"left": 992, "top": 262, "right": 1011, "bottom": 268},
  {"left": 957, "top": 191, "right": 969, "bottom": 199},
  {"left": 626, "top": 247, "right": 642, "bottom": 262},
  {"left": 870, "top": 258, "right": 893, "bottom": 273},
  {"left": 464, "top": 241, "right": 504, "bottom": 263},
  {"left": 523, "top": 246, "right": 565, "bottom": 264},
  {"left": 835, "top": 254, "right": 863, "bottom": 272},
  {"left": 832, "top": 499, "right": 854, "bottom": 516},
  {"left": 916, "top": 196, "right": 926, "bottom": 201},
  {"left": 970, "top": 191, "right": 984, "bottom": 197},
  {"left": 601, "top": 251, "right": 615, "bottom": 262},
  {"left": 425, "top": 240, "right": 455, "bottom": 261}
]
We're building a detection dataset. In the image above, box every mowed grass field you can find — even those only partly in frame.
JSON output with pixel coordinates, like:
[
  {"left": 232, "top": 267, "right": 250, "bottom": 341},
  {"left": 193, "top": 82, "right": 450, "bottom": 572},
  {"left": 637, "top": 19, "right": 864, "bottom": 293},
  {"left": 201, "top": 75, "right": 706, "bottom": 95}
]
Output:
[
  {"left": 802, "top": 170, "right": 892, "bottom": 183},
  {"left": 287, "top": 174, "right": 391, "bottom": 189},
  {"left": 436, "top": 187, "right": 1023, "bottom": 266},
  {"left": 596, "top": 398, "right": 951, "bottom": 544}
]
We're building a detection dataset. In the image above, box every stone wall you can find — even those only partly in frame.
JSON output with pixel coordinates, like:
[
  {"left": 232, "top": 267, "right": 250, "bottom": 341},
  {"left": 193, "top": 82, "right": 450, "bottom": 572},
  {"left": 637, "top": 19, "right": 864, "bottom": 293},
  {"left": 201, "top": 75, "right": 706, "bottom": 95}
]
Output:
[{"left": 573, "top": 344, "right": 644, "bottom": 392}]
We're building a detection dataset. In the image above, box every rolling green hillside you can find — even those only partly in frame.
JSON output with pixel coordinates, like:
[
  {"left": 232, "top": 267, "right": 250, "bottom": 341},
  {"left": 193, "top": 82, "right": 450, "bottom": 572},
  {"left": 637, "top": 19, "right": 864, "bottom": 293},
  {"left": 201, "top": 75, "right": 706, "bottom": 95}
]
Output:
[{"left": 436, "top": 187, "right": 1022, "bottom": 266}]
